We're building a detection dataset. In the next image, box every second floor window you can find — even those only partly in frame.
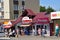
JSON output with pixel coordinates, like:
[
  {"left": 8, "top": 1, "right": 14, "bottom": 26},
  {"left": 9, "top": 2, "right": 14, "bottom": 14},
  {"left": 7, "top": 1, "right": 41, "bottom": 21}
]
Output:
[
  {"left": 14, "top": 0, "right": 18, "bottom": 1},
  {"left": 14, "top": 13, "right": 18, "bottom": 19},
  {"left": 14, "top": 5, "right": 19, "bottom": 10},
  {"left": 0, "top": 0, "right": 3, "bottom": 2}
]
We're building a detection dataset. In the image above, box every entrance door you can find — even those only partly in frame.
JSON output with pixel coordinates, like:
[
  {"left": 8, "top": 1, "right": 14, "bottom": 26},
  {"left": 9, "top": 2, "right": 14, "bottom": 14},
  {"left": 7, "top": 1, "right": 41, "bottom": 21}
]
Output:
[
  {"left": 36, "top": 24, "right": 50, "bottom": 36},
  {"left": 37, "top": 24, "right": 43, "bottom": 29},
  {"left": 36, "top": 24, "right": 44, "bottom": 35},
  {"left": 44, "top": 24, "right": 50, "bottom": 36}
]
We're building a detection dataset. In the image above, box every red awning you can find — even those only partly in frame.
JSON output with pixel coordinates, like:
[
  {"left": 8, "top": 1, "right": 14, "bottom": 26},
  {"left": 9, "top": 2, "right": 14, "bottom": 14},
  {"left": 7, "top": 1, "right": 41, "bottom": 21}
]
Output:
[
  {"left": 33, "top": 12, "right": 49, "bottom": 24},
  {"left": 12, "top": 9, "right": 35, "bottom": 26},
  {"left": 4, "top": 25, "right": 12, "bottom": 28},
  {"left": 12, "top": 17, "right": 22, "bottom": 26}
]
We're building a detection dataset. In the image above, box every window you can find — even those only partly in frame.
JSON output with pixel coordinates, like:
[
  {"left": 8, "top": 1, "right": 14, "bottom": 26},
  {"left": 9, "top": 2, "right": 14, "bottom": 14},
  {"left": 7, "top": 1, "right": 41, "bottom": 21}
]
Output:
[
  {"left": 0, "top": 0, "right": 3, "bottom": 2},
  {"left": 22, "top": 0, "right": 25, "bottom": 5},
  {"left": 0, "top": 15, "right": 4, "bottom": 19},
  {"left": 14, "top": 5, "right": 19, "bottom": 10},
  {"left": 14, "top": 0, "right": 18, "bottom": 1},
  {"left": 13, "top": 0, "right": 18, "bottom": 4},
  {"left": 0, "top": 7, "right": 4, "bottom": 11},
  {"left": 14, "top": 13, "right": 18, "bottom": 19}
]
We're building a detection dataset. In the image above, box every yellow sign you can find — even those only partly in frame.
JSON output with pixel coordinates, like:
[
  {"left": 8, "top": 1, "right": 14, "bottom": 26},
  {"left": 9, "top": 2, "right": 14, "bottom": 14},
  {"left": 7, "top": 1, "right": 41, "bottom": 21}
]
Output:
[{"left": 4, "top": 21, "right": 9, "bottom": 25}]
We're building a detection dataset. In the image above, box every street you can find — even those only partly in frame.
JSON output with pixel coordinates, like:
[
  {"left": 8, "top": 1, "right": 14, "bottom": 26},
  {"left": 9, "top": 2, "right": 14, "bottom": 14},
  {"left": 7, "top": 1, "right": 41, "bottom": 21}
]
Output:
[
  {"left": 11, "top": 36, "right": 60, "bottom": 40},
  {"left": 1, "top": 36, "right": 60, "bottom": 40}
]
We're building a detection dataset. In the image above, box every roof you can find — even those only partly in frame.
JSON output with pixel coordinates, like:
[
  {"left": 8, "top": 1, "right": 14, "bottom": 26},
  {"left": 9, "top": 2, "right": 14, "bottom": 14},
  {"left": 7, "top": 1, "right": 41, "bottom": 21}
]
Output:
[
  {"left": 33, "top": 12, "right": 49, "bottom": 19},
  {"left": 33, "top": 12, "right": 50, "bottom": 24},
  {"left": 12, "top": 9, "right": 35, "bottom": 26},
  {"left": 12, "top": 16, "right": 22, "bottom": 26}
]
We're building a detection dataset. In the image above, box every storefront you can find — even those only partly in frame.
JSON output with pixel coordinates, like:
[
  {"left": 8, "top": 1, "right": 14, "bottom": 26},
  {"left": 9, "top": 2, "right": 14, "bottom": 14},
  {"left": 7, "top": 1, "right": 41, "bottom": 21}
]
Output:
[
  {"left": 16, "top": 16, "right": 32, "bottom": 35},
  {"left": 12, "top": 9, "right": 36, "bottom": 35},
  {"left": 51, "top": 12, "right": 60, "bottom": 35},
  {"left": 33, "top": 12, "right": 50, "bottom": 36}
]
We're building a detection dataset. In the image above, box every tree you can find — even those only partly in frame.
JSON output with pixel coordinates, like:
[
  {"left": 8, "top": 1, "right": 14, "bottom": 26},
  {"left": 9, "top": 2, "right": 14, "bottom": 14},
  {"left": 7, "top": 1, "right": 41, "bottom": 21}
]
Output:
[
  {"left": 40, "top": 6, "right": 55, "bottom": 14},
  {"left": 46, "top": 6, "right": 55, "bottom": 14},
  {"left": 40, "top": 6, "right": 46, "bottom": 12}
]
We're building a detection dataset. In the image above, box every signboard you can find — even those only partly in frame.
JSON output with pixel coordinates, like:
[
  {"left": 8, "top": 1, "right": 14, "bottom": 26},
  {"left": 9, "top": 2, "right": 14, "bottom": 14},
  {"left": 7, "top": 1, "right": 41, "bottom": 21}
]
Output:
[
  {"left": 22, "top": 16, "right": 32, "bottom": 24},
  {"left": 37, "top": 18, "right": 48, "bottom": 22},
  {"left": 35, "top": 18, "right": 49, "bottom": 24},
  {"left": 51, "top": 12, "right": 60, "bottom": 19}
]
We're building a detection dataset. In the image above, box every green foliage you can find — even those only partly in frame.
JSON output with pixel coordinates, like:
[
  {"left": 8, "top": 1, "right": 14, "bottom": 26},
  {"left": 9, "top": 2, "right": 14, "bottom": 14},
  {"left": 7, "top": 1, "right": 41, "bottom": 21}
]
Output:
[
  {"left": 40, "top": 6, "right": 46, "bottom": 12},
  {"left": 40, "top": 6, "right": 55, "bottom": 14},
  {"left": 46, "top": 6, "right": 55, "bottom": 13}
]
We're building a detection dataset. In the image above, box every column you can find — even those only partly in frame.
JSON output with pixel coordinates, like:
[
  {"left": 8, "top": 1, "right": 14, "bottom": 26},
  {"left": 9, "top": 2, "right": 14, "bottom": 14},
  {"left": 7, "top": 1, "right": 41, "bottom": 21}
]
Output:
[{"left": 35, "top": 24, "right": 37, "bottom": 36}]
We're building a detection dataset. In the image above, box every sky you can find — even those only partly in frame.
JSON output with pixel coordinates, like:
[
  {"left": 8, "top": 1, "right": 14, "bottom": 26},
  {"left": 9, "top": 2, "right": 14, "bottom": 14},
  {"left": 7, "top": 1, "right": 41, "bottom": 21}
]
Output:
[{"left": 40, "top": 0, "right": 60, "bottom": 11}]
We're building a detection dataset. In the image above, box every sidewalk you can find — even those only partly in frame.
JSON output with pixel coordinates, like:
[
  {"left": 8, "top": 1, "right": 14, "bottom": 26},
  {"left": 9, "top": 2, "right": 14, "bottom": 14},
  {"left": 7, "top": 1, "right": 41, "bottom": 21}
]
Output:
[
  {"left": 10, "top": 36, "right": 60, "bottom": 40},
  {"left": 0, "top": 37, "right": 10, "bottom": 40}
]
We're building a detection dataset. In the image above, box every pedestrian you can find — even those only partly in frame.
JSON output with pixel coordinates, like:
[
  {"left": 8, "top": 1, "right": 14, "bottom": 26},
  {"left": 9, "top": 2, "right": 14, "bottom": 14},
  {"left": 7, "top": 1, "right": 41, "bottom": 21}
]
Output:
[
  {"left": 12, "top": 30, "right": 16, "bottom": 37},
  {"left": 5, "top": 29, "right": 8, "bottom": 37},
  {"left": 38, "top": 28, "right": 41, "bottom": 36},
  {"left": 16, "top": 29, "right": 19, "bottom": 37},
  {"left": 42, "top": 28, "right": 45, "bottom": 37},
  {"left": 32, "top": 29, "right": 35, "bottom": 36},
  {"left": 55, "top": 24, "right": 59, "bottom": 37},
  {"left": 9, "top": 29, "right": 12, "bottom": 37},
  {"left": 21, "top": 29, "right": 24, "bottom": 36}
]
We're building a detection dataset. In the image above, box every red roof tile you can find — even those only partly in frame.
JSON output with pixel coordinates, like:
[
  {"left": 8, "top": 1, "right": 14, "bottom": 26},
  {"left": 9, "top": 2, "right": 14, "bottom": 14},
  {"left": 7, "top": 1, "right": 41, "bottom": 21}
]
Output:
[{"left": 33, "top": 12, "right": 50, "bottom": 24}]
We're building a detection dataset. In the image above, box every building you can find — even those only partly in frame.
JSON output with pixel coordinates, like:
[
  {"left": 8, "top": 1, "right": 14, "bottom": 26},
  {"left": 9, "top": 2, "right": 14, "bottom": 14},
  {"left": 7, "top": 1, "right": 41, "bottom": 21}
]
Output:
[
  {"left": 33, "top": 12, "right": 50, "bottom": 36},
  {"left": 50, "top": 12, "right": 60, "bottom": 36},
  {"left": 0, "top": 0, "right": 39, "bottom": 20}
]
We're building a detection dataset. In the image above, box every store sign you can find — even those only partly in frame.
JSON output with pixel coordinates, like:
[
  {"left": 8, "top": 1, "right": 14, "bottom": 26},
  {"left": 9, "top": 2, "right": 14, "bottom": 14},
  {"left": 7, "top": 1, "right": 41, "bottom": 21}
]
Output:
[
  {"left": 51, "top": 12, "right": 60, "bottom": 19},
  {"left": 22, "top": 16, "right": 32, "bottom": 24},
  {"left": 38, "top": 19, "right": 47, "bottom": 22},
  {"left": 36, "top": 18, "right": 49, "bottom": 24}
]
